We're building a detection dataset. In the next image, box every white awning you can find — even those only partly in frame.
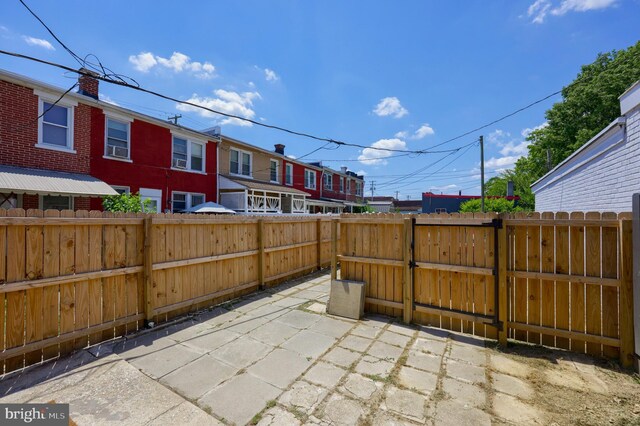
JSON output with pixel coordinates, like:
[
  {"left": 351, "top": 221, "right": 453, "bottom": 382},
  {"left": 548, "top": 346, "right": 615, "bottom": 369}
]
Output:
[{"left": 0, "top": 165, "right": 118, "bottom": 197}]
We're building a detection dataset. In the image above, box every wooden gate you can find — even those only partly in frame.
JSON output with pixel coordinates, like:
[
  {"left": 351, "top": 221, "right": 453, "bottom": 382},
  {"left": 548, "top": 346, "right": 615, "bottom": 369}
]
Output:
[{"left": 412, "top": 213, "right": 503, "bottom": 339}]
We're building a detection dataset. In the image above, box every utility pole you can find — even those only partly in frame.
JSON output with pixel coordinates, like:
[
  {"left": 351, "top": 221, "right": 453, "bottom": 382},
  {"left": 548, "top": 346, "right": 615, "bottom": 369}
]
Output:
[
  {"left": 369, "top": 181, "right": 376, "bottom": 198},
  {"left": 168, "top": 114, "right": 182, "bottom": 125},
  {"left": 480, "top": 135, "right": 485, "bottom": 213},
  {"left": 395, "top": 191, "right": 399, "bottom": 201}
]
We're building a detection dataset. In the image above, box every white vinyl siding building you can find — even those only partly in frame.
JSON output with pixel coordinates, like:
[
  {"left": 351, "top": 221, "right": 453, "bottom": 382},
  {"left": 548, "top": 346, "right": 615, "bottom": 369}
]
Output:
[{"left": 531, "top": 80, "right": 640, "bottom": 213}]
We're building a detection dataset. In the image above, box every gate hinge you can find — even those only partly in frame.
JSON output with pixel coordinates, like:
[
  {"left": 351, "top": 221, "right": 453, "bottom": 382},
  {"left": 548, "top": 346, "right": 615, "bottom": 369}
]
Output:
[
  {"left": 492, "top": 218, "right": 503, "bottom": 229},
  {"left": 409, "top": 260, "right": 417, "bottom": 269}
]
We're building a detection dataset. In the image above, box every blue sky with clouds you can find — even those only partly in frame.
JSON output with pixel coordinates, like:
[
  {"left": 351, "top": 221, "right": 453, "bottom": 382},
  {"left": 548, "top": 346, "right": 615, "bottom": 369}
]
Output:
[{"left": 1, "top": 0, "right": 638, "bottom": 199}]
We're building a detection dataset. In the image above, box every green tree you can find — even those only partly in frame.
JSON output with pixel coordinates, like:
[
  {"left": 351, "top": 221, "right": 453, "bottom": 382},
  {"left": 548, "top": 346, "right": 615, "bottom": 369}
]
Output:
[
  {"left": 459, "top": 197, "right": 522, "bottom": 213},
  {"left": 489, "top": 41, "right": 640, "bottom": 210},
  {"left": 102, "top": 192, "right": 154, "bottom": 213}
]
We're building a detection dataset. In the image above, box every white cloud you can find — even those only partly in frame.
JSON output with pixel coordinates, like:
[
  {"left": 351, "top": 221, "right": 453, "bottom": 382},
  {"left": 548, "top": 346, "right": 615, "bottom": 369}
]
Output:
[
  {"left": 500, "top": 141, "right": 530, "bottom": 156},
  {"left": 485, "top": 155, "right": 521, "bottom": 171},
  {"left": 412, "top": 123, "right": 435, "bottom": 139},
  {"left": 527, "top": 0, "right": 616, "bottom": 23},
  {"left": 358, "top": 138, "right": 407, "bottom": 165},
  {"left": 129, "top": 51, "right": 215, "bottom": 78},
  {"left": 286, "top": 154, "right": 297, "bottom": 159},
  {"left": 355, "top": 170, "right": 367, "bottom": 176},
  {"left": 394, "top": 131, "right": 408, "bottom": 139},
  {"left": 520, "top": 121, "right": 549, "bottom": 138},
  {"left": 373, "top": 97, "right": 408, "bottom": 118},
  {"left": 176, "top": 89, "right": 261, "bottom": 127},
  {"left": 22, "top": 36, "right": 54, "bottom": 51},
  {"left": 428, "top": 184, "right": 458, "bottom": 193},
  {"left": 99, "top": 94, "right": 119, "bottom": 106},
  {"left": 264, "top": 68, "right": 279, "bottom": 82},
  {"left": 487, "top": 129, "right": 510, "bottom": 145},
  {"left": 129, "top": 52, "right": 157, "bottom": 72},
  {"left": 248, "top": 81, "right": 256, "bottom": 88}
]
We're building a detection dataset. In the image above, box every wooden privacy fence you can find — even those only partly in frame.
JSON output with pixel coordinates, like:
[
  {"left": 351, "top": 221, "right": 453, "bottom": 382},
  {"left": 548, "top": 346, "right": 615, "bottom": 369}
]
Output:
[
  {"left": 337, "top": 212, "right": 635, "bottom": 368},
  {"left": 0, "top": 209, "right": 333, "bottom": 375}
]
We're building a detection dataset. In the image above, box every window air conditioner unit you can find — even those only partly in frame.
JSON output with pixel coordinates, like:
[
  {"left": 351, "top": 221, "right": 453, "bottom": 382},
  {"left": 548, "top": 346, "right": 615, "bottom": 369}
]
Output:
[
  {"left": 173, "top": 158, "right": 187, "bottom": 169},
  {"left": 108, "top": 144, "right": 129, "bottom": 159}
]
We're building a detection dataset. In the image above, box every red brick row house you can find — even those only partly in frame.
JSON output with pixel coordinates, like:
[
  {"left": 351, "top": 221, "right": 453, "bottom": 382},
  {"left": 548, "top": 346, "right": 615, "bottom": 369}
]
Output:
[
  {"left": 0, "top": 67, "right": 364, "bottom": 214},
  {"left": 0, "top": 68, "right": 218, "bottom": 212}
]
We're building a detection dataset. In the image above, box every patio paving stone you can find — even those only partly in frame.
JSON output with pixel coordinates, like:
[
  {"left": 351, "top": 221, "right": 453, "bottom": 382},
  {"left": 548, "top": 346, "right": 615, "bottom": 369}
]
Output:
[
  {"left": 246, "top": 348, "right": 312, "bottom": 389},
  {"left": 397, "top": 366, "right": 438, "bottom": 395},
  {"left": 338, "top": 335, "right": 372, "bottom": 352},
  {"left": 278, "top": 381, "right": 328, "bottom": 414},
  {"left": 338, "top": 373, "right": 383, "bottom": 401},
  {"left": 382, "top": 386, "right": 426, "bottom": 423},
  {"left": 321, "top": 346, "right": 362, "bottom": 368},
  {"left": 281, "top": 330, "right": 337, "bottom": 359},
  {"left": 303, "top": 361, "right": 347, "bottom": 389},
  {"left": 160, "top": 354, "right": 238, "bottom": 400},
  {"left": 276, "top": 309, "right": 322, "bottom": 329},
  {"left": 209, "top": 335, "right": 273, "bottom": 369},
  {"left": 247, "top": 320, "right": 301, "bottom": 346}
]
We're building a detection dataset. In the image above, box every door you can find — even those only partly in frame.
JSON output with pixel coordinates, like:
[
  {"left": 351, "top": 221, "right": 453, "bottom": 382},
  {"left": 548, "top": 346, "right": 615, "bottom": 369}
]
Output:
[{"left": 140, "top": 188, "right": 162, "bottom": 213}]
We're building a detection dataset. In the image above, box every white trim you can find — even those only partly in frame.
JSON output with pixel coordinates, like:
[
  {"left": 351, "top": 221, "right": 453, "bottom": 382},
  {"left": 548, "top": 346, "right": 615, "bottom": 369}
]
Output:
[
  {"left": 139, "top": 187, "right": 162, "bottom": 213},
  {"left": 39, "top": 194, "right": 74, "bottom": 210},
  {"left": 270, "top": 158, "right": 279, "bottom": 183},
  {"left": 102, "top": 155, "right": 133, "bottom": 163},
  {"left": 229, "top": 147, "right": 253, "bottom": 178},
  {"left": 531, "top": 118, "right": 625, "bottom": 189},
  {"left": 285, "top": 163, "right": 293, "bottom": 186},
  {"left": 33, "top": 89, "right": 78, "bottom": 107},
  {"left": 104, "top": 116, "right": 131, "bottom": 161},
  {"left": 172, "top": 136, "right": 206, "bottom": 173},
  {"left": 35, "top": 144, "right": 76, "bottom": 154},
  {"left": 171, "top": 191, "right": 206, "bottom": 213},
  {"left": 304, "top": 169, "right": 317, "bottom": 190},
  {"left": 111, "top": 185, "right": 130, "bottom": 195},
  {"left": 37, "top": 97, "right": 75, "bottom": 151},
  {"left": 103, "top": 110, "right": 134, "bottom": 123}
]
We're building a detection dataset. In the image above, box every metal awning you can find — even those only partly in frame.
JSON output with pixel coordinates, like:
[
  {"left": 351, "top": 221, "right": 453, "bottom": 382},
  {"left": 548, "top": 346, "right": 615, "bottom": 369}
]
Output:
[
  {"left": 307, "top": 199, "right": 344, "bottom": 208},
  {"left": 0, "top": 165, "right": 118, "bottom": 197},
  {"left": 219, "top": 175, "right": 310, "bottom": 196}
]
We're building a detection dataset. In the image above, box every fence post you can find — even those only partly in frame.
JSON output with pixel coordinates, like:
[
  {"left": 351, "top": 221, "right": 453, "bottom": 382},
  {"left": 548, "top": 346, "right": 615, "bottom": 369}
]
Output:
[
  {"left": 143, "top": 216, "right": 154, "bottom": 323},
  {"left": 402, "top": 218, "right": 413, "bottom": 324},
  {"left": 621, "top": 214, "right": 636, "bottom": 368},
  {"left": 258, "top": 219, "right": 265, "bottom": 289},
  {"left": 317, "top": 218, "right": 322, "bottom": 270},
  {"left": 331, "top": 219, "right": 338, "bottom": 281},
  {"left": 497, "top": 214, "right": 508, "bottom": 346},
  {"left": 633, "top": 195, "right": 640, "bottom": 371}
]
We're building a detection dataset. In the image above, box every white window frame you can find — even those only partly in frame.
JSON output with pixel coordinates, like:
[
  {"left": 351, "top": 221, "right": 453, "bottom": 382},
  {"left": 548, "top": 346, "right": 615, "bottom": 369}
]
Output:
[
  {"left": 171, "top": 191, "right": 206, "bottom": 213},
  {"left": 270, "top": 159, "right": 279, "bottom": 183},
  {"left": 104, "top": 113, "right": 133, "bottom": 162},
  {"left": 339, "top": 177, "right": 344, "bottom": 193},
  {"left": 35, "top": 90, "right": 78, "bottom": 153},
  {"left": 346, "top": 178, "right": 352, "bottom": 194},
  {"left": 304, "top": 169, "right": 316, "bottom": 190},
  {"left": 39, "top": 194, "right": 73, "bottom": 211},
  {"left": 229, "top": 148, "right": 252, "bottom": 177},
  {"left": 324, "top": 173, "right": 333, "bottom": 191},
  {"left": 285, "top": 163, "right": 293, "bottom": 186},
  {"left": 171, "top": 132, "right": 206, "bottom": 173},
  {"left": 111, "top": 185, "right": 130, "bottom": 195},
  {"left": 356, "top": 181, "right": 363, "bottom": 196}
]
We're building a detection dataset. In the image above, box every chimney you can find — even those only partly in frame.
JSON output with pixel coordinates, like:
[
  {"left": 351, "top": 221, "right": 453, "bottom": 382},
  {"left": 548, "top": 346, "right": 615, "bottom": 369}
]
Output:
[
  {"left": 459, "top": 190, "right": 462, "bottom": 196},
  {"left": 274, "top": 144, "right": 285, "bottom": 155},
  {"left": 341, "top": 166, "right": 348, "bottom": 174},
  {"left": 507, "top": 180, "right": 514, "bottom": 197},
  {"left": 77, "top": 68, "right": 99, "bottom": 100}
]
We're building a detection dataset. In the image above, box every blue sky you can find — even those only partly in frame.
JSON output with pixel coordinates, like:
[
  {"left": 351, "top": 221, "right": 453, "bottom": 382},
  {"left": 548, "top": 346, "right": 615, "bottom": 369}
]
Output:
[{"left": 1, "top": 0, "right": 638, "bottom": 199}]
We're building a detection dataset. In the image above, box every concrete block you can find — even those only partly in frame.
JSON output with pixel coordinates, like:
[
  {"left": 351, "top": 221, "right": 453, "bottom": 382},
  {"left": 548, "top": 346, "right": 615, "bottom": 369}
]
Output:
[
  {"left": 247, "top": 348, "right": 312, "bottom": 389},
  {"left": 327, "top": 279, "right": 365, "bottom": 320},
  {"left": 304, "top": 361, "right": 347, "bottom": 389}
]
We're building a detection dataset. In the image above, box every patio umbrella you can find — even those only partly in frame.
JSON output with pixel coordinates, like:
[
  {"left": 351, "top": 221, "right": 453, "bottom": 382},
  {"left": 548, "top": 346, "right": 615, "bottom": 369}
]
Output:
[{"left": 184, "top": 201, "right": 236, "bottom": 214}]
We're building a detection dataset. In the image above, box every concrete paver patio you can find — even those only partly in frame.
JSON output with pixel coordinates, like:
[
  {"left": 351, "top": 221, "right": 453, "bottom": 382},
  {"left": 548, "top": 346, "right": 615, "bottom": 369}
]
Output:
[{"left": 1, "top": 270, "right": 639, "bottom": 425}]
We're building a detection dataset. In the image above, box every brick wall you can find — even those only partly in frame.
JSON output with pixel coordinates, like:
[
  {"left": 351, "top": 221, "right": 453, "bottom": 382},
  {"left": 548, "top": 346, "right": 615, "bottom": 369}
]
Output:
[{"left": 0, "top": 80, "right": 91, "bottom": 174}]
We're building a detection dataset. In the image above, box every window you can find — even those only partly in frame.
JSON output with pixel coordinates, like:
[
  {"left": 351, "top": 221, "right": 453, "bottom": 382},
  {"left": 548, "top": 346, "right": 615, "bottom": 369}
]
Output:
[
  {"left": 324, "top": 173, "right": 333, "bottom": 191},
  {"left": 172, "top": 136, "right": 205, "bottom": 172},
  {"left": 112, "top": 186, "right": 130, "bottom": 195},
  {"left": 339, "top": 177, "right": 344, "bottom": 193},
  {"left": 435, "top": 208, "right": 447, "bottom": 214},
  {"left": 356, "top": 181, "right": 363, "bottom": 196},
  {"left": 230, "top": 148, "right": 251, "bottom": 177},
  {"left": 41, "top": 195, "right": 72, "bottom": 211},
  {"left": 304, "top": 169, "right": 316, "bottom": 190},
  {"left": 171, "top": 192, "right": 206, "bottom": 212},
  {"left": 0, "top": 193, "right": 20, "bottom": 209},
  {"left": 270, "top": 159, "right": 279, "bottom": 183},
  {"left": 37, "top": 97, "right": 76, "bottom": 151},
  {"left": 105, "top": 117, "right": 130, "bottom": 159},
  {"left": 346, "top": 178, "right": 351, "bottom": 194},
  {"left": 285, "top": 164, "right": 293, "bottom": 185}
]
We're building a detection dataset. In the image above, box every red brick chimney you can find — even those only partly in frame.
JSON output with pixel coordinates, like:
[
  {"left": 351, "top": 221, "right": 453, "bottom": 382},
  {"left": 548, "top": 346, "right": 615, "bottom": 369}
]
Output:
[
  {"left": 78, "top": 68, "right": 99, "bottom": 99},
  {"left": 274, "top": 144, "right": 285, "bottom": 155}
]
